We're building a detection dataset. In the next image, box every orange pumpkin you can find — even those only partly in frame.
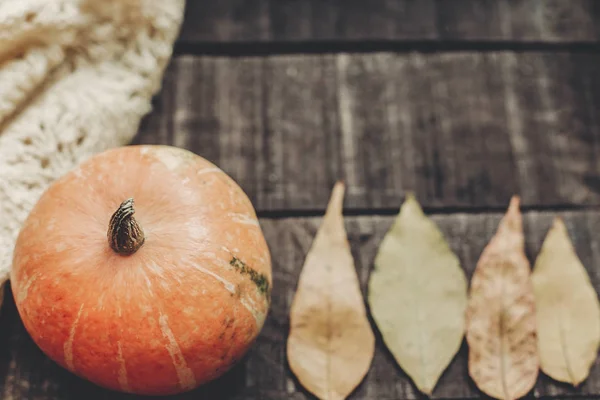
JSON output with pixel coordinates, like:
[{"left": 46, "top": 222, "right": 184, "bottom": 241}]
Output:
[{"left": 10, "top": 145, "right": 272, "bottom": 395}]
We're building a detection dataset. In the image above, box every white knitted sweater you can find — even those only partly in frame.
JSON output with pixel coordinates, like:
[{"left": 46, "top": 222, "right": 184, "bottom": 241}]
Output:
[{"left": 0, "top": 0, "right": 185, "bottom": 285}]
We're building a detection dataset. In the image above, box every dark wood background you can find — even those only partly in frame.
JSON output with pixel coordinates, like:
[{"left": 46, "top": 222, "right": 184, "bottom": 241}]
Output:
[{"left": 4, "top": 1, "right": 600, "bottom": 399}]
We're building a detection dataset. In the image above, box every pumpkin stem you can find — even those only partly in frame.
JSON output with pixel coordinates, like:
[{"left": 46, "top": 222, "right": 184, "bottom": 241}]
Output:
[{"left": 108, "top": 198, "right": 145, "bottom": 255}]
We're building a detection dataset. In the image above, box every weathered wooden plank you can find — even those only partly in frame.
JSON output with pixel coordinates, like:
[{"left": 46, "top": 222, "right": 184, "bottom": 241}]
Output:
[
  {"left": 178, "top": 0, "right": 600, "bottom": 44},
  {"left": 3, "top": 210, "right": 600, "bottom": 399},
  {"left": 136, "top": 52, "right": 600, "bottom": 212}
]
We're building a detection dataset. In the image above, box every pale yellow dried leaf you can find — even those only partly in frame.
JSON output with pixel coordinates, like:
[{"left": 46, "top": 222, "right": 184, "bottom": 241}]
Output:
[
  {"left": 465, "top": 196, "right": 539, "bottom": 400},
  {"left": 287, "top": 181, "right": 375, "bottom": 400},
  {"left": 368, "top": 193, "right": 468, "bottom": 395},
  {"left": 532, "top": 217, "right": 600, "bottom": 386}
]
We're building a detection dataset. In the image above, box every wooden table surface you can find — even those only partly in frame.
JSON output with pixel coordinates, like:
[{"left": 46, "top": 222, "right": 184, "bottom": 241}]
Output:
[{"left": 4, "top": 1, "right": 600, "bottom": 399}]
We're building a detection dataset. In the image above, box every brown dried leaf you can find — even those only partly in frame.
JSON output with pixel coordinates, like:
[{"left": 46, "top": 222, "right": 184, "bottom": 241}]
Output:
[
  {"left": 287, "top": 181, "right": 375, "bottom": 400},
  {"left": 532, "top": 218, "right": 600, "bottom": 385},
  {"left": 465, "top": 196, "right": 539, "bottom": 400}
]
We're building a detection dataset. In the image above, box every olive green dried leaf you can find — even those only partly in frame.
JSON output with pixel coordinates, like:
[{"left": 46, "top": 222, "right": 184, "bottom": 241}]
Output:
[
  {"left": 368, "top": 193, "right": 468, "bottom": 395},
  {"left": 287, "top": 181, "right": 375, "bottom": 400},
  {"left": 465, "top": 196, "right": 539, "bottom": 400},
  {"left": 532, "top": 217, "right": 600, "bottom": 386}
]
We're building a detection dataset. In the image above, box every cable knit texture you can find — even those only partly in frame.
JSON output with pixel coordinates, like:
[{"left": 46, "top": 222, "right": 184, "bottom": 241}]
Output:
[{"left": 0, "top": 0, "right": 185, "bottom": 284}]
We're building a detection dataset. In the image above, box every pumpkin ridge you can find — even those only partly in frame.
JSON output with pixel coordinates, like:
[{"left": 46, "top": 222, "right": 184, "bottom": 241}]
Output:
[
  {"left": 17, "top": 270, "right": 40, "bottom": 302},
  {"left": 190, "top": 263, "right": 236, "bottom": 295},
  {"left": 195, "top": 261, "right": 265, "bottom": 326},
  {"left": 240, "top": 298, "right": 263, "bottom": 326},
  {"left": 137, "top": 266, "right": 155, "bottom": 296},
  {"left": 219, "top": 298, "right": 241, "bottom": 376},
  {"left": 116, "top": 341, "right": 130, "bottom": 392},
  {"left": 227, "top": 212, "right": 260, "bottom": 227},
  {"left": 195, "top": 252, "right": 269, "bottom": 325},
  {"left": 63, "top": 303, "right": 84, "bottom": 371},
  {"left": 158, "top": 313, "right": 197, "bottom": 391},
  {"left": 196, "top": 167, "right": 223, "bottom": 176}
]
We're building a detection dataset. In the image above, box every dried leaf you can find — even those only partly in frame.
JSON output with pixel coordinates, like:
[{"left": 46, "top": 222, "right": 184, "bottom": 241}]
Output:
[
  {"left": 465, "top": 196, "right": 539, "bottom": 400},
  {"left": 368, "top": 193, "right": 468, "bottom": 395},
  {"left": 287, "top": 181, "right": 375, "bottom": 400},
  {"left": 531, "top": 217, "right": 600, "bottom": 385}
]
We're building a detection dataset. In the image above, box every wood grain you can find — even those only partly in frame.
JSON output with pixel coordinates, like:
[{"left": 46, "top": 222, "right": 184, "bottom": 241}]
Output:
[
  {"left": 136, "top": 51, "right": 600, "bottom": 212},
  {"left": 3, "top": 211, "right": 600, "bottom": 399},
  {"left": 4, "top": 2, "right": 600, "bottom": 399},
  {"left": 178, "top": 0, "right": 600, "bottom": 44}
]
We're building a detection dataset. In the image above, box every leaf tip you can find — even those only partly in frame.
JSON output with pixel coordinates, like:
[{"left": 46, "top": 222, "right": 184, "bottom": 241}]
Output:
[
  {"left": 326, "top": 181, "right": 346, "bottom": 215},
  {"left": 402, "top": 191, "right": 422, "bottom": 209},
  {"left": 500, "top": 195, "right": 523, "bottom": 232},
  {"left": 397, "top": 192, "right": 427, "bottom": 221},
  {"left": 333, "top": 180, "right": 345, "bottom": 192},
  {"left": 419, "top": 385, "right": 433, "bottom": 397},
  {"left": 552, "top": 216, "right": 566, "bottom": 229},
  {"left": 508, "top": 195, "right": 521, "bottom": 213},
  {"left": 545, "top": 217, "right": 570, "bottom": 244}
]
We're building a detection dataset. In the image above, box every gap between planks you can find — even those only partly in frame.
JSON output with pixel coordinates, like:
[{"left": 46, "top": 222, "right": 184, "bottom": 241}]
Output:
[
  {"left": 256, "top": 203, "right": 600, "bottom": 219},
  {"left": 174, "top": 40, "right": 600, "bottom": 57}
]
